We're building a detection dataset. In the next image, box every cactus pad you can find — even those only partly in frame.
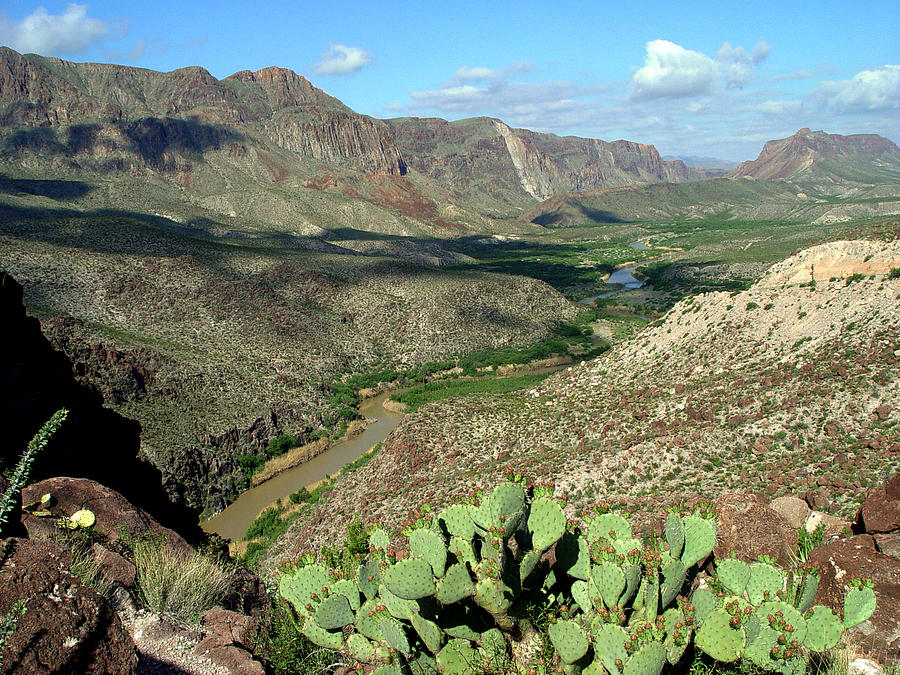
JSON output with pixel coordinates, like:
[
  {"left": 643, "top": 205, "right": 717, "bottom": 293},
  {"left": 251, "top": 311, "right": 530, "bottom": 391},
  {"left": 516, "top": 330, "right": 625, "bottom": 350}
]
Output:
[
  {"left": 690, "top": 587, "right": 717, "bottom": 625},
  {"left": 665, "top": 512, "right": 685, "bottom": 558},
  {"left": 279, "top": 564, "right": 329, "bottom": 615},
  {"left": 661, "top": 558, "right": 687, "bottom": 607},
  {"left": 681, "top": 516, "right": 715, "bottom": 568},
  {"left": 436, "top": 563, "right": 475, "bottom": 604},
  {"left": 474, "top": 577, "right": 511, "bottom": 616},
  {"left": 346, "top": 633, "right": 376, "bottom": 663},
  {"left": 302, "top": 615, "right": 344, "bottom": 650},
  {"left": 803, "top": 605, "right": 843, "bottom": 652},
  {"left": 695, "top": 609, "right": 745, "bottom": 662},
  {"left": 379, "top": 584, "right": 419, "bottom": 620},
  {"left": 571, "top": 579, "right": 591, "bottom": 612},
  {"left": 330, "top": 578, "right": 361, "bottom": 611},
  {"left": 437, "top": 639, "right": 478, "bottom": 675},
  {"left": 555, "top": 532, "right": 591, "bottom": 580},
  {"left": 795, "top": 571, "right": 819, "bottom": 613},
  {"left": 355, "top": 599, "right": 384, "bottom": 641},
  {"left": 843, "top": 584, "right": 876, "bottom": 628},
  {"left": 410, "top": 528, "right": 448, "bottom": 578},
  {"left": 438, "top": 504, "right": 476, "bottom": 540},
  {"left": 591, "top": 623, "right": 627, "bottom": 675},
  {"left": 370, "top": 527, "right": 390, "bottom": 550},
  {"left": 528, "top": 496, "right": 566, "bottom": 551},
  {"left": 549, "top": 619, "right": 590, "bottom": 664},
  {"left": 747, "top": 562, "right": 784, "bottom": 605},
  {"left": 314, "top": 594, "right": 354, "bottom": 630},
  {"left": 410, "top": 612, "right": 444, "bottom": 654},
  {"left": 592, "top": 561, "right": 626, "bottom": 609},
  {"left": 587, "top": 513, "right": 631, "bottom": 543},
  {"left": 475, "top": 481, "right": 525, "bottom": 529},
  {"left": 448, "top": 536, "right": 476, "bottom": 567},
  {"left": 381, "top": 615, "right": 411, "bottom": 657},
  {"left": 70, "top": 509, "right": 95, "bottom": 528},
  {"left": 384, "top": 558, "right": 436, "bottom": 600},
  {"left": 743, "top": 623, "right": 779, "bottom": 670},
  {"left": 623, "top": 641, "right": 666, "bottom": 675},
  {"left": 756, "top": 601, "right": 807, "bottom": 645},
  {"left": 357, "top": 559, "right": 381, "bottom": 601},
  {"left": 715, "top": 558, "right": 751, "bottom": 596}
]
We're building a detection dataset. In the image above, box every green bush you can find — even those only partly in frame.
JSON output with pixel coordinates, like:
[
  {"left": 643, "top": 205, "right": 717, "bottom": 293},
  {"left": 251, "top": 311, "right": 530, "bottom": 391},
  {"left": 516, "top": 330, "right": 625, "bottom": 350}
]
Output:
[
  {"left": 266, "top": 434, "right": 299, "bottom": 459},
  {"left": 889, "top": 267, "right": 900, "bottom": 279}
]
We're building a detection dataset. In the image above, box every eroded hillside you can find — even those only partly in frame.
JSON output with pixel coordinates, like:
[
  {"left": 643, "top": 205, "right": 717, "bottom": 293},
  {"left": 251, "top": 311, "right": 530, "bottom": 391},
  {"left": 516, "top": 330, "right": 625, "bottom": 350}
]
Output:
[{"left": 268, "top": 240, "right": 900, "bottom": 568}]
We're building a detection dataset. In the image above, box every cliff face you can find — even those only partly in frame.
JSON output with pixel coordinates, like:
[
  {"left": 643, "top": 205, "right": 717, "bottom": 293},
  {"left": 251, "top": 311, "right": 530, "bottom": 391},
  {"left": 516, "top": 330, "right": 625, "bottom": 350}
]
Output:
[
  {"left": 729, "top": 128, "right": 900, "bottom": 182},
  {"left": 387, "top": 116, "right": 711, "bottom": 210},
  {"left": 0, "top": 47, "right": 407, "bottom": 176}
]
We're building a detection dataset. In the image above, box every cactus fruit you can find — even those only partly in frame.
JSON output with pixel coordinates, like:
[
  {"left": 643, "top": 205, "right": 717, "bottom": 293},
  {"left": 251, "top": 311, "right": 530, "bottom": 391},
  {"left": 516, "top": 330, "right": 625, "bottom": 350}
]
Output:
[
  {"left": 314, "top": 594, "right": 355, "bottom": 630},
  {"left": 592, "top": 561, "right": 626, "bottom": 609},
  {"left": 384, "top": 558, "right": 436, "bottom": 600},
  {"left": 715, "top": 558, "right": 751, "bottom": 596},
  {"left": 695, "top": 608, "right": 745, "bottom": 662},
  {"left": 410, "top": 612, "right": 444, "bottom": 654},
  {"left": 527, "top": 496, "right": 566, "bottom": 551},
  {"left": 665, "top": 512, "right": 685, "bottom": 559},
  {"left": 623, "top": 641, "right": 667, "bottom": 675},
  {"left": 756, "top": 601, "right": 807, "bottom": 645},
  {"left": 681, "top": 516, "right": 715, "bottom": 568},
  {"left": 549, "top": 619, "right": 590, "bottom": 664},
  {"left": 588, "top": 513, "right": 631, "bottom": 543},
  {"left": 803, "top": 605, "right": 843, "bottom": 652},
  {"left": 302, "top": 615, "right": 344, "bottom": 650},
  {"left": 410, "top": 528, "right": 448, "bottom": 578},
  {"left": 843, "top": 583, "right": 876, "bottom": 628},
  {"left": 747, "top": 562, "right": 784, "bottom": 605},
  {"left": 436, "top": 564, "right": 475, "bottom": 605}
]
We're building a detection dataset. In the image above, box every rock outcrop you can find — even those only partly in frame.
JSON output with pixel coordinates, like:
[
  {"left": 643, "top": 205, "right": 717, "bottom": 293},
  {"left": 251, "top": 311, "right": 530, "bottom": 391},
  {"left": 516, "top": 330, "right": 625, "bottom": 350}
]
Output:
[
  {"left": 0, "top": 538, "right": 138, "bottom": 674},
  {"left": 729, "top": 128, "right": 900, "bottom": 182}
]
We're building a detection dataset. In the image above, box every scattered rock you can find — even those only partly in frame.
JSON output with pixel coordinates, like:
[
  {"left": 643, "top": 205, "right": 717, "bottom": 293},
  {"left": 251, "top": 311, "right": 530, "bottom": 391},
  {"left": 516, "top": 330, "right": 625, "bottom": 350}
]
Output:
[
  {"left": 191, "top": 633, "right": 265, "bottom": 675},
  {"left": 804, "top": 510, "right": 847, "bottom": 539},
  {"left": 808, "top": 535, "right": 900, "bottom": 659},
  {"left": 92, "top": 542, "right": 137, "bottom": 587},
  {"left": 875, "top": 533, "right": 900, "bottom": 559},
  {"left": 0, "top": 538, "right": 137, "bottom": 674},
  {"left": 202, "top": 607, "right": 259, "bottom": 647},
  {"left": 856, "top": 474, "right": 900, "bottom": 534},
  {"left": 849, "top": 658, "right": 885, "bottom": 675},
  {"left": 21, "top": 476, "right": 192, "bottom": 554},
  {"left": 875, "top": 404, "right": 892, "bottom": 421},
  {"left": 714, "top": 493, "right": 797, "bottom": 567},
  {"left": 769, "top": 495, "right": 810, "bottom": 529}
]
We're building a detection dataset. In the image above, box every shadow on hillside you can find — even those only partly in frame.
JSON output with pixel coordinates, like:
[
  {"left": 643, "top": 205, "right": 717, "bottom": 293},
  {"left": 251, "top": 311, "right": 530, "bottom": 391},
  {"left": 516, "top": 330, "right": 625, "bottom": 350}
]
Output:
[
  {"left": 531, "top": 203, "right": 627, "bottom": 226},
  {"left": 3, "top": 118, "right": 244, "bottom": 169},
  {"left": 0, "top": 173, "right": 93, "bottom": 200}
]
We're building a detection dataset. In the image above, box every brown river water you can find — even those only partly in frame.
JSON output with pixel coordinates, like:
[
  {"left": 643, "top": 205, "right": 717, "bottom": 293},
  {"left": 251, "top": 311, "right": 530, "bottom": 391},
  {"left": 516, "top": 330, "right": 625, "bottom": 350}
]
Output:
[{"left": 201, "top": 391, "right": 404, "bottom": 541}]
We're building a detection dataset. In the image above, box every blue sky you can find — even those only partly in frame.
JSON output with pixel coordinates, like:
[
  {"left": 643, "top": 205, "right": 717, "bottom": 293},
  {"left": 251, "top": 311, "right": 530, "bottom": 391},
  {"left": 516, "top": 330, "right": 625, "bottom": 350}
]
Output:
[{"left": 1, "top": 0, "right": 898, "bottom": 160}]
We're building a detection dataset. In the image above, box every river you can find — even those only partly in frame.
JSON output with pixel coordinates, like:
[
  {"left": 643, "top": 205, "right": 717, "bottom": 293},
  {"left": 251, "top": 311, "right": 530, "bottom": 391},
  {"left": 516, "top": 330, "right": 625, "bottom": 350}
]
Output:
[{"left": 201, "top": 391, "right": 404, "bottom": 540}]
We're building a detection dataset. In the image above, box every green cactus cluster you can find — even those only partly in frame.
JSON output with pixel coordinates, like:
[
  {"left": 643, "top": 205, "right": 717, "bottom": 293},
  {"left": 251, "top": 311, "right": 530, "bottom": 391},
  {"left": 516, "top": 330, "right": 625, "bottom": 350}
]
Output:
[{"left": 277, "top": 482, "right": 876, "bottom": 674}]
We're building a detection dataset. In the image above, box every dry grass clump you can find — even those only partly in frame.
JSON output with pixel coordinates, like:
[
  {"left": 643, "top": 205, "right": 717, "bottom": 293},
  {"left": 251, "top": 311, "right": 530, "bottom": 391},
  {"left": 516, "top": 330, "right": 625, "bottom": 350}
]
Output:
[{"left": 134, "top": 541, "right": 229, "bottom": 623}]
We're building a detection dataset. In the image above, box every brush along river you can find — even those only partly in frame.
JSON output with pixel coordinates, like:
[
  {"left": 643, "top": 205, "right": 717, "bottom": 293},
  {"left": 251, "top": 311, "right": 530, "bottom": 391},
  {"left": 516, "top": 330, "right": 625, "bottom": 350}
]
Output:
[{"left": 201, "top": 366, "right": 569, "bottom": 540}]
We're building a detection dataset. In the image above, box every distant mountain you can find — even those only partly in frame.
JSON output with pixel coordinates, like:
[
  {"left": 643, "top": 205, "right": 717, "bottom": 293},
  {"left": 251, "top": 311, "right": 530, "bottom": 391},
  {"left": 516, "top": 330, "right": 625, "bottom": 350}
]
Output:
[
  {"left": 0, "top": 47, "right": 713, "bottom": 232},
  {"left": 729, "top": 128, "right": 900, "bottom": 184},
  {"left": 664, "top": 155, "right": 736, "bottom": 171}
]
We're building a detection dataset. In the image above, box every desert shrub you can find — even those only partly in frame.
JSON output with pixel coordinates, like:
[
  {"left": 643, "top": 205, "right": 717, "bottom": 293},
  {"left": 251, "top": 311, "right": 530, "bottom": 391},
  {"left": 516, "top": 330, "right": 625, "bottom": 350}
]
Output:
[
  {"left": 266, "top": 434, "right": 299, "bottom": 459},
  {"left": 889, "top": 267, "right": 900, "bottom": 279},
  {"left": 289, "top": 487, "right": 312, "bottom": 504},
  {"left": 133, "top": 540, "right": 229, "bottom": 622},
  {"left": 249, "top": 600, "right": 336, "bottom": 675}
]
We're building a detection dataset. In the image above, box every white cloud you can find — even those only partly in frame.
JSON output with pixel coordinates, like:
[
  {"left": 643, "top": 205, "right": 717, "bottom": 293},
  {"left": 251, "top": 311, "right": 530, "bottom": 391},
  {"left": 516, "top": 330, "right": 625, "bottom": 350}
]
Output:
[
  {"left": 630, "top": 40, "right": 717, "bottom": 100},
  {"left": 808, "top": 65, "right": 900, "bottom": 112},
  {"left": 0, "top": 3, "right": 109, "bottom": 55},
  {"left": 451, "top": 61, "right": 533, "bottom": 83},
  {"left": 312, "top": 44, "right": 373, "bottom": 76},
  {"left": 716, "top": 40, "right": 770, "bottom": 89}
]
